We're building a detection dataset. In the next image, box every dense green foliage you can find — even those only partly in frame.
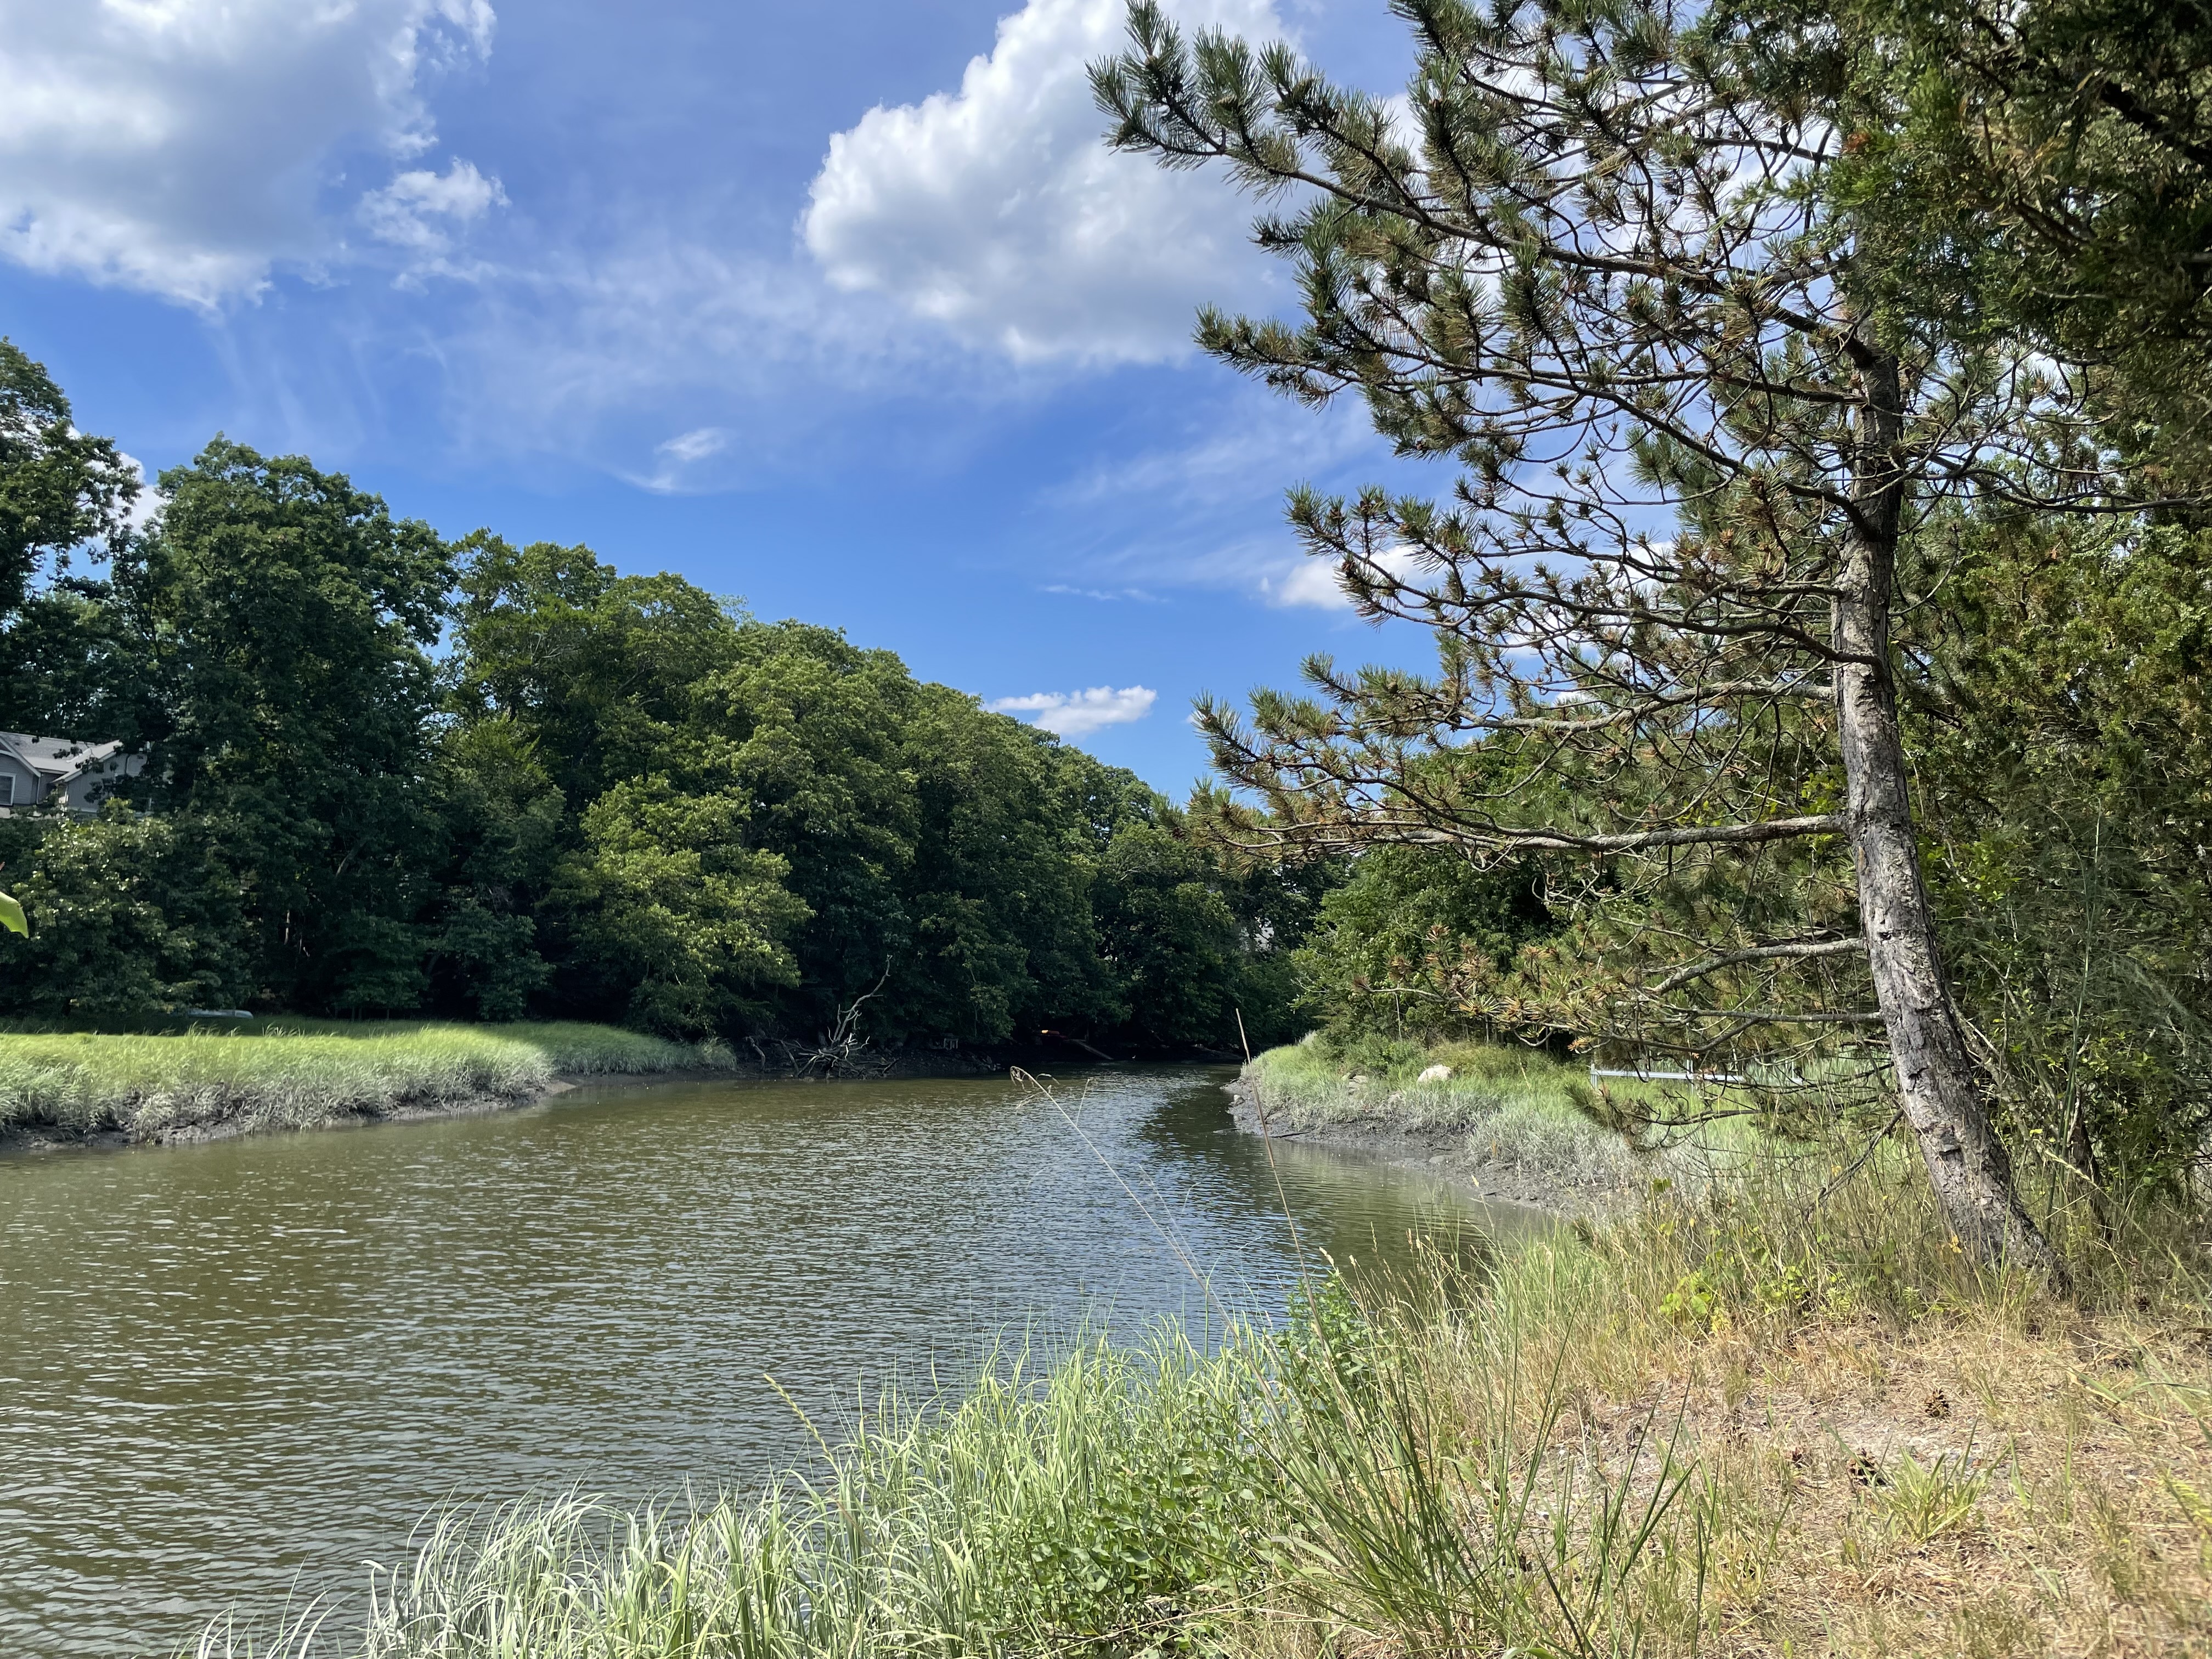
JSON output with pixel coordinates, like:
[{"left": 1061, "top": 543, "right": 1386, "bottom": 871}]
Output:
[
  {"left": 0, "top": 402, "right": 1314, "bottom": 1053},
  {"left": 1908, "top": 516, "right": 2212, "bottom": 1190},
  {"left": 1289, "top": 845, "right": 1551, "bottom": 1043},
  {"left": 1828, "top": 0, "right": 2212, "bottom": 419}
]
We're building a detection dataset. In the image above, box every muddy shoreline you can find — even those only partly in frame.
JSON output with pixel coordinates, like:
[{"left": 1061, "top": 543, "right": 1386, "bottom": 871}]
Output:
[
  {"left": 0, "top": 1049, "right": 1027, "bottom": 1158},
  {"left": 1225, "top": 1075, "right": 1612, "bottom": 1220}
]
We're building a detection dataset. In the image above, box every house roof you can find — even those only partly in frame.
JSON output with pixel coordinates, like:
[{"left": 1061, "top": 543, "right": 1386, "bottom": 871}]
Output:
[{"left": 0, "top": 732, "right": 126, "bottom": 782}]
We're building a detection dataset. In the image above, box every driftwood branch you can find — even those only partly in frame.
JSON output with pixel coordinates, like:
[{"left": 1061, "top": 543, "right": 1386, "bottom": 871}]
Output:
[{"left": 797, "top": 965, "right": 892, "bottom": 1077}]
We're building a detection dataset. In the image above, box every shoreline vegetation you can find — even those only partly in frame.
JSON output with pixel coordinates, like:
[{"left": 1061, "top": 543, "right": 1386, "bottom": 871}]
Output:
[
  {"left": 191, "top": 1058, "right": 2212, "bottom": 1659},
  {"left": 0, "top": 1020, "right": 1221, "bottom": 1155},
  {"left": 0, "top": 1020, "right": 741, "bottom": 1150},
  {"left": 1232, "top": 1035, "right": 1738, "bottom": 1217}
]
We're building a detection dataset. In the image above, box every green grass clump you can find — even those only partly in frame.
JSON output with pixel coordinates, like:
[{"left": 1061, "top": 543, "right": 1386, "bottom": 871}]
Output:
[
  {"left": 196, "top": 1329, "right": 1276, "bottom": 1659},
  {"left": 0, "top": 1020, "right": 730, "bottom": 1142}
]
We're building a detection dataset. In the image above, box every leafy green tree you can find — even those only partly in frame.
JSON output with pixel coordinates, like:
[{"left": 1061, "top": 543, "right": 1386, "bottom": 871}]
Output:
[
  {"left": 0, "top": 808, "right": 249, "bottom": 1020},
  {"left": 1092, "top": 0, "right": 2197, "bottom": 1275},
  {"left": 0, "top": 339, "right": 137, "bottom": 618},
  {"left": 550, "top": 776, "right": 807, "bottom": 1036},
  {"left": 445, "top": 536, "right": 1270, "bottom": 1051},
  {"left": 897, "top": 687, "right": 1114, "bottom": 1043},
  {"left": 121, "top": 439, "right": 454, "bottom": 1012},
  {"left": 1090, "top": 820, "right": 1243, "bottom": 1047},
  {"left": 695, "top": 620, "right": 927, "bottom": 1039},
  {"left": 0, "top": 377, "right": 1325, "bottom": 1045},
  {"left": 1292, "top": 846, "right": 1550, "bottom": 1043},
  {"left": 0, "top": 340, "right": 142, "bottom": 738},
  {"left": 420, "top": 717, "right": 566, "bottom": 1020},
  {"left": 452, "top": 534, "right": 741, "bottom": 803},
  {"left": 1216, "top": 850, "right": 1347, "bottom": 1049}
]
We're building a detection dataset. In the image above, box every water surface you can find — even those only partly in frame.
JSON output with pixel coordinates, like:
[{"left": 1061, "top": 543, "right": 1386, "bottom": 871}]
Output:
[{"left": 0, "top": 1065, "right": 1519, "bottom": 1657}]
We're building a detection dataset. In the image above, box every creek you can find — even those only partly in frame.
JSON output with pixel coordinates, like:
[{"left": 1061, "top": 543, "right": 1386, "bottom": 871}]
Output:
[{"left": 0, "top": 1064, "right": 1533, "bottom": 1657}]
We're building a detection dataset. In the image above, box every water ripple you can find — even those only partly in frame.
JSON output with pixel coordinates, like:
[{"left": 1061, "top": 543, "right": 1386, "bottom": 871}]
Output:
[{"left": 0, "top": 1065, "right": 1489, "bottom": 1658}]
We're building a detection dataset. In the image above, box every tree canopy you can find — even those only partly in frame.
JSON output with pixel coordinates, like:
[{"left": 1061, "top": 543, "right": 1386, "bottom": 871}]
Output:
[{"left": 0, "top": 386, "right": 1313, "bottom": 1058}]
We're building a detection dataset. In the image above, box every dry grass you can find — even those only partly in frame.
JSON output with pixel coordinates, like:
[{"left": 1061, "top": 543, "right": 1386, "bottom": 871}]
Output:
[{"left": 1237, "top": 1163, "right": 2212, "bottom": 1659}]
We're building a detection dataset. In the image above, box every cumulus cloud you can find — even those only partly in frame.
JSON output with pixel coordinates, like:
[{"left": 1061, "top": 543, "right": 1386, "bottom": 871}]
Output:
[
  {"left": 1259, "top": 558, "right": 1353, "bottom": 608},
  {"left": 0, "top": 0, "right": 497, "bottom": 304},
  {"left": 991, "top": 684, "right": 1159, "bottom": 736},
  {"left": 803, "top": 0, "right": 1289, "bottom": 364},
  {"left": 1254, "top": 540, "right": 1430, "bottom": 608},
  {"left": 360, "top": 159, "right": 505, "bottom": 252}
]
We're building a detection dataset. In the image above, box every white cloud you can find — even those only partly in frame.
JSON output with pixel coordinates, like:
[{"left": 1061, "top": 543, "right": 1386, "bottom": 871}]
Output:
[
  {"left": 1259, "top": 558, "right": 1352, "bottom": 608},
  {"left": 115, "top": 451, "right": 160, "bottom": 533},
  {"left": 991, "top": 684, "right": 1159, "bottom": 736},
  {"left": 1252, "top": 543, "right": 1423, "bottom": 608},
  {"left": 658, "top": 426, "right": 732, "bottom": 466},
  {"left": 803, "top": 0, "right": 1289, "bottom": 365},
  {"left": 1045, "top": 400, "right": 1378, "bottom": 509},
  {"left": 360, "top": 159, "right": 505, "bottom": 252},
  {"left": 1042, "top": 584, "right": 1164, "bottom": 602},
  {"left": 624, "top": 424, "right": 740, "bottom": 493},
  {"left": 0, "top": 0, "right": 496, "bottom": 304}
]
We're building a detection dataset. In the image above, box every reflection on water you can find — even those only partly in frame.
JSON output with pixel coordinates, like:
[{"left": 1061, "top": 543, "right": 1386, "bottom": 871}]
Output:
[{"left": 0, "top": 1064, "right": 1537, "bottom": 1657}]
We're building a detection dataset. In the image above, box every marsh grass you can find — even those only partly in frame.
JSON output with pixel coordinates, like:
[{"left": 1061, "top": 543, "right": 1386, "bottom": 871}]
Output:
[
  {"left": 0, "top": 1020, "right": 730, "bottom": 1141},
  {"left": 189, "top": 1132, "right": 2212, "bottom": 1658},
  {"left": 1246, "top": 1033, "right": 1617, "bottom": 1132},
  {"left": 1244, "top": 1035, "right": 1762, "bottom": 1197}
]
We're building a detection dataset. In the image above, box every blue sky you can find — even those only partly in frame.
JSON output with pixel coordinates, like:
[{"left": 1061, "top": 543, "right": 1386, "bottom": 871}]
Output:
[{"left": 0, "top": 0, "right": 1439, "bottom": 794}]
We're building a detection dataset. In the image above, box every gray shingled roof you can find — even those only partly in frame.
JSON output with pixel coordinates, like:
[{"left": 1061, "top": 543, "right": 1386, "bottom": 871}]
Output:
[{"left": 0, "top": 732, "right": 125, "bottom": 780}]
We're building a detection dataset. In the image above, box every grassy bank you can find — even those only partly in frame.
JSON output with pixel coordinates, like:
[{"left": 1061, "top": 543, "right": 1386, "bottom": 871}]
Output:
[
  {"left": 0, "top": 1020, "right": 732, "bottom": 1144},
  {"left": 192, "top": 1130, "right": 2210, "bottom": 1659},
  {"left": 1243, "top": 1035, "right": 1751, "bottom": 1201}
]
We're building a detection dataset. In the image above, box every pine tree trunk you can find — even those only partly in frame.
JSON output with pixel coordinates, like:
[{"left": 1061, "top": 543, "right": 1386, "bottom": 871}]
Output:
[{"left": 1838, "top": 345, "right": 2067, "bottom": 1288}]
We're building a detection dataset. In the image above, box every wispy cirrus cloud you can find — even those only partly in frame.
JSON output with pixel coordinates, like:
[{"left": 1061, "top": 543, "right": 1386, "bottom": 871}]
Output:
[
  {"left": 1042, "top": 584, "right": 1164, "bottom": 603},
  {"left": 990, "top": 685, "right": 1159, "bottom": 736}
]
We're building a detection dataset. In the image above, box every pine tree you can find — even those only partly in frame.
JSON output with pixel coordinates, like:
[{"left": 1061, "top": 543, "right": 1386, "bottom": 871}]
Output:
[{"left": 1094, "top": 0, "right": 2201, "bottom": 1280}]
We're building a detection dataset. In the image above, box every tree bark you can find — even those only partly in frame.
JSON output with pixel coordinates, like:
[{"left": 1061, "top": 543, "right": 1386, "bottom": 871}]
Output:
[{"left": 1837, "top": 343, "right": 2068, "bottom": 1288}]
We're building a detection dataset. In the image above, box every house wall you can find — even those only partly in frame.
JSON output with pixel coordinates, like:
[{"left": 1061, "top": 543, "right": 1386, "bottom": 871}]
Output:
[
  {"left": 0, "top": 753, "right": 43, "bottom": 808},
  {"left": 59, "top": 753, "right": 140, "bottom": 812}
]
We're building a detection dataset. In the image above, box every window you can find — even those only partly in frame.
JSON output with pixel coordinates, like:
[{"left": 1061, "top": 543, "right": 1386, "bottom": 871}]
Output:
[{"left": 0, "top": 774, "right": 14, "bottom": 805}]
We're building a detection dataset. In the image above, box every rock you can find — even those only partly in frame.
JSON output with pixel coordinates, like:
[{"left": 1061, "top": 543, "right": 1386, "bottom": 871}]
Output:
[{"left": 1418, "top": 1064, "right": 1455, "bottom": 1083}]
